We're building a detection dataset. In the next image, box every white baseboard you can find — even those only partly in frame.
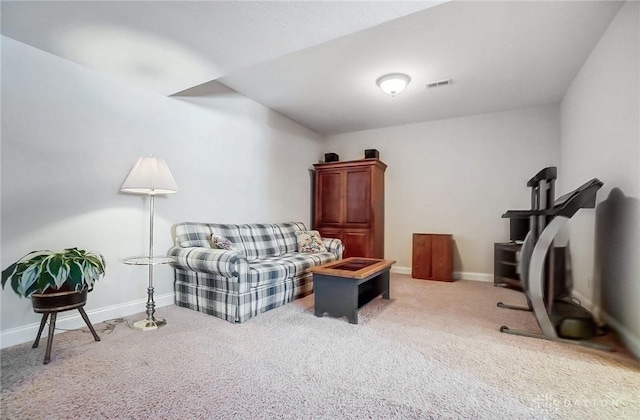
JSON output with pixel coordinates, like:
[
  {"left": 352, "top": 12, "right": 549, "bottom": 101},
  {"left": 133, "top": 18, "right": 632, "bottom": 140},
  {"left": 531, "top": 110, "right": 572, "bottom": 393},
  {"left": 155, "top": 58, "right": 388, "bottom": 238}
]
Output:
[
  {"left": 391, "top": 266, "right": 412, "bottom": 275},
  {"left": 600, "top": 311, "right": 640, "bottom": 358},
  {"left": 391, "top": 266, "right": 493, "bottom": 283},
  {"left": 454, "top": 271, "right": 493, "bottom": 282},
  {"left": 571, "top": 290, "right": 596, "bottom": 313},
  {"left": 571, "top": 290, "right": 640, "bottom": 358},
  {"left": 1, "top": 292, "right": 175, "bottom": 349}
]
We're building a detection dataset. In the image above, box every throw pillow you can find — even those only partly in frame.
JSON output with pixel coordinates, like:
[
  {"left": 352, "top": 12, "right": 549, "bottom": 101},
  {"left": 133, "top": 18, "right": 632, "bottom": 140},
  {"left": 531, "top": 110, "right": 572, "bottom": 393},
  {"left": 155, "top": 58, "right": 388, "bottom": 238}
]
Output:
[
  {"left": 210, "top": 234, "right": 237, "bottom": 251},
  {"left": 296, "top": 230, "right": 328, "bottom": 253}
]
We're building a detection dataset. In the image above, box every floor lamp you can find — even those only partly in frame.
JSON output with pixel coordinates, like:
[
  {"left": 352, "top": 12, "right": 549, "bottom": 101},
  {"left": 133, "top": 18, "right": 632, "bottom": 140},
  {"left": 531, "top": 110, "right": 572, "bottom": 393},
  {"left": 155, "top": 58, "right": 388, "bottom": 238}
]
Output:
[{"left": 121, "top": 157, "right": 178, "bottom": 331}]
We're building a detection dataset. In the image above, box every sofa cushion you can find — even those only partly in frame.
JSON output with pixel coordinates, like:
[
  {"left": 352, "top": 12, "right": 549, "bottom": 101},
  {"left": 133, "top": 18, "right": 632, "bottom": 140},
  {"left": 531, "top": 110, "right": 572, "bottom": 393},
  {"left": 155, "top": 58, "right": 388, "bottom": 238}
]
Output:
[
  {"left": 277, "top": 252, "right": 337, "bottom": 278},
  {"left": 209, "top": 224, "right": 247, "bottom": 256},
  {"left": 296, "top": 230, "right": 328, "bottom": 253},
  {"left": 247, "top": 259, "right": 289, "bottom": 288},
  {"left": 174, "top": 223, "right": 213, "bottom": 248},
  {"left": 239, "top": 224, "right": 284, "bottom": 261},
  {"left": 273, "top": 222, "right": 308, "bottom": 254}
]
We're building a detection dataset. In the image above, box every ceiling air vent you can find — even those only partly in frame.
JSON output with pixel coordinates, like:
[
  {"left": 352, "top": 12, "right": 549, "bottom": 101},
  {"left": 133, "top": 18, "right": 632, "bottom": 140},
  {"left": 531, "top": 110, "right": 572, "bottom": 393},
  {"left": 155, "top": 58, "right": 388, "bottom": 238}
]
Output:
[{"left": 425, "top": 79, "right": 453, "bottom": 88}]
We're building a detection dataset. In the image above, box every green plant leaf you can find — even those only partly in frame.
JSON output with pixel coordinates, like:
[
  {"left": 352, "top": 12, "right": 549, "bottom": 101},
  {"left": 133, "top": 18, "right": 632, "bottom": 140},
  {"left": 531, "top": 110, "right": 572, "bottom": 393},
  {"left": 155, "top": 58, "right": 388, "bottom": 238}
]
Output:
[
  {"left": 88, "top": 265, "right": 100, "bottom": 282},
  {"left": 45, "top": 255, "right": 69, "bottom": 289},
  {"left": 66, "top": 248, "right": 82, "bottom": 258},
  {"left": 46, "top": 254, "right": 63, "bottom": 278},
  {"left": 10, "top": 268, "right": 24, "bottom": 296},
  {"left": 17, "top": 264, "right": 41, "bottom": 296},
  {"left": 84, "top": 255, "right": 104, "bottom": 272},
  {"left": 28, "top": 270, "right": 53, "bottom": 296},
  {"left": 68, "top": 261, "right": 84, "bottom": 290},
  {"left": 9, "top": 262, "right": 29, "bottom": 295},
  {"left": 1, "top": 262, "right": 18, "bottom": 289},
  {"left": 21, "top": 251, "right": 53, "bottom": 265},
  {"left": 56, "top": 263, "right": 70, "bottom": 289},
  {"left": 86, "top": 259, "right": 103, "bottom": 279}
]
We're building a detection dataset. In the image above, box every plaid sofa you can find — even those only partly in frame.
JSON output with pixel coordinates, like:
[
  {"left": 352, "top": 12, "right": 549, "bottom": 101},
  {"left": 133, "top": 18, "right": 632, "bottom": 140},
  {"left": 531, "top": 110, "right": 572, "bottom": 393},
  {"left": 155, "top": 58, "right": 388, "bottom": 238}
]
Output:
[{"left": 168, "top": 222, "right": 343, "bottom": 323}]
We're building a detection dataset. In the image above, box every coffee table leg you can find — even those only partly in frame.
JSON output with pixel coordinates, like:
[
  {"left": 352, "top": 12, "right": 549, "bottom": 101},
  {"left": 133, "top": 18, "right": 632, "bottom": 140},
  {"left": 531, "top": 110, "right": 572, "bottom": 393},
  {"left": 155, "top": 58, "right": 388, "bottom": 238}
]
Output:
[
  {"left": 381, "top": 270, "right": 390, "bottom": 299},
  {"left": 347, "top": 310, "right": 358, "bottom": 324},
  {"left": 314, "top": 274, "right": 359, "bottom": 322}
]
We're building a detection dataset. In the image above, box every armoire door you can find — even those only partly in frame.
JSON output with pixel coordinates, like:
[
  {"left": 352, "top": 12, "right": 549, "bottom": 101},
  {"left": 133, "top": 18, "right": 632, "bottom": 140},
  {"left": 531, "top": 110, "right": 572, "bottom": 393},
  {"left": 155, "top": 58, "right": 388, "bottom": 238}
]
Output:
[
  {"left": 315, "top": 170, "right": 343, "bottom": 226},
  {"left": 344, "top": 168, "right": 371, "bottom": 227},
  {"left": 342, "top": 230, "right": 371, "bottom": 258}
]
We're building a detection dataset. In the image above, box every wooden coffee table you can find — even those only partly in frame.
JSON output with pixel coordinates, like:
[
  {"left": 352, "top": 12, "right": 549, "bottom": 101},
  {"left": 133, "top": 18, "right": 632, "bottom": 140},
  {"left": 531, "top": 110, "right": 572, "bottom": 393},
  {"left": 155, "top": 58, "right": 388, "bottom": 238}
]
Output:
[{"left": 308, "top": 257, "right": 396, "bottom": 324}]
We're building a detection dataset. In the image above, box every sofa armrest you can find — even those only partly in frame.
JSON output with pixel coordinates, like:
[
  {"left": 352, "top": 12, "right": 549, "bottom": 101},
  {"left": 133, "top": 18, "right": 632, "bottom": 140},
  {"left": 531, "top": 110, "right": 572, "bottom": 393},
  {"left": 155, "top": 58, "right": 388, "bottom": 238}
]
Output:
[
  {"left": 322, "top": 238, "right": 344, "bottom": 259},
  {"left": 168, "top": 246, "right": 246, "bottom": 278}
]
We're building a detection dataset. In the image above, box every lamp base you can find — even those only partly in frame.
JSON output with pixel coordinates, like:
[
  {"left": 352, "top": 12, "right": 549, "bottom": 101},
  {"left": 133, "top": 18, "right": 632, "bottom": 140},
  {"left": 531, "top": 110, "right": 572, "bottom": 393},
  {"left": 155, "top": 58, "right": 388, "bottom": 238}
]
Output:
[{"left": 133, "top": 318, "right": 166, "bottom": 331}]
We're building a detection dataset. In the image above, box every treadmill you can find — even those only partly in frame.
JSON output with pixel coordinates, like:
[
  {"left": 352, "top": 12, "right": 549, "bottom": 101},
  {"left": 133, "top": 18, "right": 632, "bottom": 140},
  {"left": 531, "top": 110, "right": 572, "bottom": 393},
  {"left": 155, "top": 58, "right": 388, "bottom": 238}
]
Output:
[
  {"left": 497, "top": 167, "right": 556, "bottom": 312},
  {"left": 499, "top": 177, "right": 611, "bottom": 351}
]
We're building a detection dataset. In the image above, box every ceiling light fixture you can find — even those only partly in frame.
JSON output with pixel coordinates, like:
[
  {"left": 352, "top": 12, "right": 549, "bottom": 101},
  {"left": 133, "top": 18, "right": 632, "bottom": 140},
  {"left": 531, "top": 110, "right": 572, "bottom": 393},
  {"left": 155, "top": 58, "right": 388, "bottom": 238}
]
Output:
[{"left": 376, "top": 73, "right": 411, "bottom": 96}]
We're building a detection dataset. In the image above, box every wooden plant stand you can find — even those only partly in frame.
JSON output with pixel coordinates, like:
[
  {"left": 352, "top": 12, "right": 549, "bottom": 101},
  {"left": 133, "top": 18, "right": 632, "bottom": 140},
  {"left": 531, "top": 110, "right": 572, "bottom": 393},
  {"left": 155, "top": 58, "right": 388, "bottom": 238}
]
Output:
[{"left": 31, "top": 289, "right": 100, "bottom": 364}]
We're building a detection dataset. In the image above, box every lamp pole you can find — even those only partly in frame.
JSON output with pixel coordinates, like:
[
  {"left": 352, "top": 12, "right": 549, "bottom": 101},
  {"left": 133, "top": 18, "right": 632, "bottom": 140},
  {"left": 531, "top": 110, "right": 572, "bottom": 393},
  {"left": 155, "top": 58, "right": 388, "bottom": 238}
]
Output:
[
  {"left": 130, "top": 192, "right": 167, "bottom": 331},
  {"left": 144, "top": 192, "right": 158, "bottom": 322}
]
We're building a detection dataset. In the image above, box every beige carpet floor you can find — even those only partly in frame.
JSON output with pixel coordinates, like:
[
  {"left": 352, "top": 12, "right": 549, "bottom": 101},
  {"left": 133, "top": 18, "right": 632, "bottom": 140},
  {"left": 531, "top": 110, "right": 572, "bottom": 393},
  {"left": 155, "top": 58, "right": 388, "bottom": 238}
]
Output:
[{"left": 1, "top": 274, "right": 639, "bottom": 419}]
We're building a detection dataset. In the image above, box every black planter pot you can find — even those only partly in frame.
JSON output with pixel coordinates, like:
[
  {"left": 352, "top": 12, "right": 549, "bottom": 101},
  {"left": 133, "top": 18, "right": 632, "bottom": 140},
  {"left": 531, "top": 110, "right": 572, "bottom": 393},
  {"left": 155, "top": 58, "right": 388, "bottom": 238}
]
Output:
[{"left": 31, "top": 288, "right": 88, "bottom": 313}]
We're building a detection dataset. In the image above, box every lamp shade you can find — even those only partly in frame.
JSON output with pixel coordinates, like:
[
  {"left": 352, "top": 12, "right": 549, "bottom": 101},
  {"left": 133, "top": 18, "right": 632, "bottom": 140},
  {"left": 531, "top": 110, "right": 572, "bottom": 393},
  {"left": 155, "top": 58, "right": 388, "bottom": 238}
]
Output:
[{"left": 121, "top": 157, "right": 178, "bottom": 195}]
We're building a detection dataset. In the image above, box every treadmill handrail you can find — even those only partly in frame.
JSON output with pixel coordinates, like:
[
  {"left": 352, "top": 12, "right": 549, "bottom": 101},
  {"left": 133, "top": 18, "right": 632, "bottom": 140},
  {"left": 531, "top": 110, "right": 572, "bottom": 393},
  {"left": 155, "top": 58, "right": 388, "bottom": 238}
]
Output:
[
  {"left": 502, "top": 178, "right": 603, "bottom": 220},
  {"left": 502, "top": 209, "right": 547, "bottom": 218},
  {"left": 554, "top": 179, "right": 602, "bottom": 218},
  {"left": 527, "top": 167, "right": 557, "bottom": 187}
]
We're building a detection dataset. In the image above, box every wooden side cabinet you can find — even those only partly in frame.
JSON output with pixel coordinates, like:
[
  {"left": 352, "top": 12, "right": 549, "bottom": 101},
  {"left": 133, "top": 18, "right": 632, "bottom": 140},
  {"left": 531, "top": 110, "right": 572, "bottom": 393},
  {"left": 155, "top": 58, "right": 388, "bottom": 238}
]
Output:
[
  {"left": 494, "top": 242, "right": 523, "bottom": 289},
  {"left": 412, "top": 233, "right": 453, "bottom": 281},
  {"left": 494, "top": 242, "right": 567, "bottom": 298}
]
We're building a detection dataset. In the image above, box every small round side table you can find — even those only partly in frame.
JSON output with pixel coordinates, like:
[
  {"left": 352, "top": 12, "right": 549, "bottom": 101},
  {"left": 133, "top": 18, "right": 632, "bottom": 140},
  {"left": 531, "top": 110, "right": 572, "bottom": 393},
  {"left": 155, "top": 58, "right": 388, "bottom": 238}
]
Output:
[{"left": 123, "top": 256, "right": 175, "bottom": 331}]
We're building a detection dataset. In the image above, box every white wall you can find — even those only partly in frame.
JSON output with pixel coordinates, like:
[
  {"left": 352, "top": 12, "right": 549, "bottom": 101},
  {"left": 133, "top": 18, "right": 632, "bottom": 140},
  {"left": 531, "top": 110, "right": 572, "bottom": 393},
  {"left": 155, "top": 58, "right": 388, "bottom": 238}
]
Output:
[
  {"left": 324, "top": 105, "right": 561, "bottom": 278},
  {"left": 560, "top": 2, "right": 639, "bottom": 353},
  {"left": 1, "top": 36, "right": 323, "bottom": 347}
]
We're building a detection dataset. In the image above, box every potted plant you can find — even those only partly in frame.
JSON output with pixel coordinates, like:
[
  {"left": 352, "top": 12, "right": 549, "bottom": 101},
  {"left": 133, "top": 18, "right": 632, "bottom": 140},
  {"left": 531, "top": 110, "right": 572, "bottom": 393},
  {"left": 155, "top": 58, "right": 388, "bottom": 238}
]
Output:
[
  {"left": 1, "top": 247, "right": 105, "bottom": 309},
  {"left": 2, "top": 248, "right": 106, "bottom": 364}
]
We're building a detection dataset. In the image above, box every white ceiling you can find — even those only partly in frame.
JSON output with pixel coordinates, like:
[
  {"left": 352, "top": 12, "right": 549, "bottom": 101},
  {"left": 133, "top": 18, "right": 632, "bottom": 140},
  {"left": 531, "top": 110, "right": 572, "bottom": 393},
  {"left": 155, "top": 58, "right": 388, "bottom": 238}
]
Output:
[
  {"left": 1, "top": 0, "right": 440, "bottom": 95},
  {"left": 1, "top": 1, "right": 623, "bottom": 136}
]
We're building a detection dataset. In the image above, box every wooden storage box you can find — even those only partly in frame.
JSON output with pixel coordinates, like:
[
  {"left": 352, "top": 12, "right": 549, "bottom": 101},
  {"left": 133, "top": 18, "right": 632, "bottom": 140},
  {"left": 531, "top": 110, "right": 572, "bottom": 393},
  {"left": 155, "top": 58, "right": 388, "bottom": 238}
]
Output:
[{"left": 412, "top": 233, "right": 453, "bottom": 281}]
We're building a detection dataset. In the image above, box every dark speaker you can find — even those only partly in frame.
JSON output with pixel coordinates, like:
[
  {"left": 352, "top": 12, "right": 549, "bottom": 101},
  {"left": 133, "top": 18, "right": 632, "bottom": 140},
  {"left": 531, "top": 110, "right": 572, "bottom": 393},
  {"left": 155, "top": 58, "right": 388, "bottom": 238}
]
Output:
[
  {"left": 509, "top": 217, "right": 529, "bottom": 242},
  {"left": 364, "top": 149, "right": 379, "bottom": 159},
  {"left": 324, "top": 153, "right": 339, "bottom": 162}
]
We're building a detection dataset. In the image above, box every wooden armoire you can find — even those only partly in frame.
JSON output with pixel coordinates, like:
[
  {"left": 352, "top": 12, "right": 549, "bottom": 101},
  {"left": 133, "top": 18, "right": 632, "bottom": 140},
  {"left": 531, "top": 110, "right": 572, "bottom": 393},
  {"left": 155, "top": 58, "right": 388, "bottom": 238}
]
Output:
[{"left": 312, "top": 159, "right": 386, "bottom": 258}]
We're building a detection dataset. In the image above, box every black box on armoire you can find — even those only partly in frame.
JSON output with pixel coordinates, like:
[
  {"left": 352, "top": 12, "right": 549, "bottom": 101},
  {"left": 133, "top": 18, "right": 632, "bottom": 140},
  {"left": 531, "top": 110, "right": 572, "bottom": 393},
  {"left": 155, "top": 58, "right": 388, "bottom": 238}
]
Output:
[
  {"left": 364, "top": 149, "right": 379, "bottom": 159},
  {"left": 324, "top": 153, "right": 339, "bottom": 162}
]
